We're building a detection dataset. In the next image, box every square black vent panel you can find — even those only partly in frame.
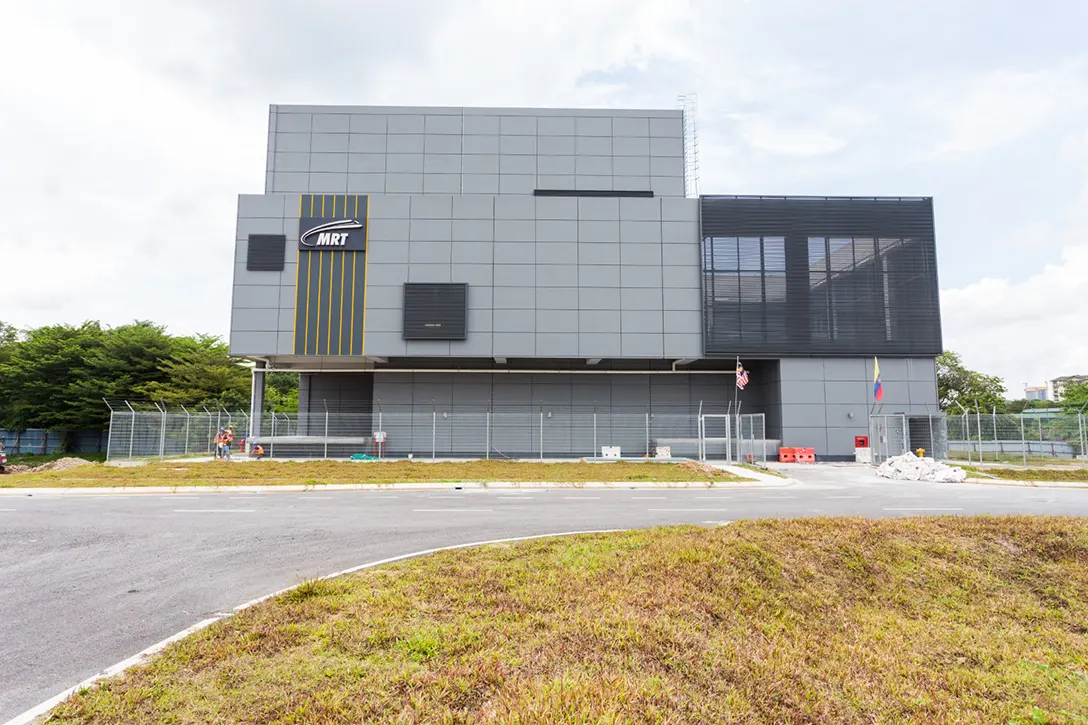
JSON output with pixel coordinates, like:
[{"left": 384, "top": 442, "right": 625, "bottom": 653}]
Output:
[
  {"left": 403, "top": 283, "right": 468, "bottom": 340},
  {"left": 246, "top": 234, "right": 286, "bottom": 271}
]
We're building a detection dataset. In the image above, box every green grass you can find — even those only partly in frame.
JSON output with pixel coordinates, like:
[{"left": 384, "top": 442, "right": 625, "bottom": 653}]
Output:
[
  {"left": 1, "top": 459, "right": 749, "bottom": 488},
  {"left": 963, "top": 466, "right": 1088, "bottom": 483},
  {"left": 47, "top": 517, "right": 1088, "bottom": 724}
]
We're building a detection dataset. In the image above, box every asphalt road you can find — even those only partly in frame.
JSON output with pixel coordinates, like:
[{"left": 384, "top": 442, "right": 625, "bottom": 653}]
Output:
[{"left": 2, "top": 464, "right": 1087, "bottom": 722}]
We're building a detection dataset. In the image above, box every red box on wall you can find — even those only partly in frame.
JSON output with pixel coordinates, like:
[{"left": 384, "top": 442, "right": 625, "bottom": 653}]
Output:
[{"left": 854, "top": 435, "right": 869, "bottom": 448}]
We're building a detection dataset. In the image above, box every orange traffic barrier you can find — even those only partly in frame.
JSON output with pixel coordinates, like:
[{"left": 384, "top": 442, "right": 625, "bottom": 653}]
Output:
[
  {"left": 796, "top": 447, "right": 816, "bottom": 464},
  {"left": 778, "top": 447, "right": 796, "bottom": 463}
]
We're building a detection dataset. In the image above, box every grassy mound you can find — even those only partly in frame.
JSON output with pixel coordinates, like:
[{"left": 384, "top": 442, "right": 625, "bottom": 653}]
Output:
[
  {"left": 2, "top": 459, "right": 748, "bottom": 488},
  {"left": 49, "top": 517, "right": 1088, "bottom": 723},
  {"left": 965, "top": 466, "right": 1088, "bottom": 483}
]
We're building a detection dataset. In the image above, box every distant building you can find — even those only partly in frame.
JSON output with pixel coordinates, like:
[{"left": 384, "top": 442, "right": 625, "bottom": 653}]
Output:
[
  {"left": 1048, "top": 375, "right": 1088, "bottom": 401},
  {"left": 1025, "top": 386, "right": 1048, "bottom": 401}
]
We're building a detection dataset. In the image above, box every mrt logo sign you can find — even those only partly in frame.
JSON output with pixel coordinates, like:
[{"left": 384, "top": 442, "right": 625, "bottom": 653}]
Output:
[{"left": 299, "top": 217, "right": 367, "bottom": 251}]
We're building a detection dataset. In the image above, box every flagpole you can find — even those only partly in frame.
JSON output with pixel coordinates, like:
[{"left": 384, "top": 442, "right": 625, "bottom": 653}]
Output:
[{"left": 733, "top": 356, "right": 740, "bottom": 413}]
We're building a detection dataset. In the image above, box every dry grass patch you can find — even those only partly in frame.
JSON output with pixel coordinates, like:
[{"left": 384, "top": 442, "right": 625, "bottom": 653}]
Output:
[
  {"left": 4, "top": 459, "right": 748, "bottom": 488},
  {"left": 49, "top": 517, "right": 1088, "bottom": 724}
]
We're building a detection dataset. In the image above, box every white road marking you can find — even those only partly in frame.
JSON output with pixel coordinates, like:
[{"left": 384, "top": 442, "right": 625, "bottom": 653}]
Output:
[
  {"left": 632, "top": 496, "right": 666, "bottom": 500},
  {"left": 883, "top": 507, "right": 964, "bottom": 512},
  {"left": 648, "top": 505, "right": 726, "bottom": 511},
  {"left": 703, "top": 520, "right": 732, "bottom": 526},
  {"left": 760, "top": 495, "right": 794, "bottom": 499},
  {"left": 173, "top": 509, "right": 255, "bottom": 513},
  {"left": 0, "top": 508, "right": 16, "bottom": 512},
  {"left": 412, "top": 508, "right": 494, "bottom": 513},
  {"left": 565, "top": 496, "right": 599, "bottom": 499}
]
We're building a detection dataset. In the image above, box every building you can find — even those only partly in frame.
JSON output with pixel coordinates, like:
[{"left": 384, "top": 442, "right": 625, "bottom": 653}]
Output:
[
  {"left": 229, "top": 104, "right": 943, "bottom": 459},
  {"left": 1024, "top": 386, "right": 1048, "bottom": 402},
  {"left": 1048, "top": 376, "right": 1087, "bottom": 403}
]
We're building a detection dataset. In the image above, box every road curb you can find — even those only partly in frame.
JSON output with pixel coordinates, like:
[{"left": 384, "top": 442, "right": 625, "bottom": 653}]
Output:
[
  {"left": 4, "top": 529, "right": 631, "bottom": 725},
  {"left": 962, "top": 478, "right": 1088, "bottom": 490},
  {"left": 0, "top": 476, "right": 792, "bottom": 496}
]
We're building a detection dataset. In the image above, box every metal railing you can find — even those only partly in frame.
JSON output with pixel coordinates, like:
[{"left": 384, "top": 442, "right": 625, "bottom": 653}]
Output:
[
  {"left": 104, "top": 402, "right": 772, "bottom": 463},
  {"left": 946, "top": 410, "right": 1087, "bottom": 464}
]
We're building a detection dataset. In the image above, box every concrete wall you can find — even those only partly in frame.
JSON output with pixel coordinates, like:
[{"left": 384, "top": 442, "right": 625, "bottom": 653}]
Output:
[
  {"left": 265, "top": 105, "right": 687, "bottom": 198},
  {"left": 778, "top": 357, "right": 938, "bottom": 457}
]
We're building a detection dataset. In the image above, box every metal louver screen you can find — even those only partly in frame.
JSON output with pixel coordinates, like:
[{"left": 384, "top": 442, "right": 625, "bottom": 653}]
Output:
[
  {"left": 700, "top": 196, "right": 942, "bottom": 357},
  {"left": 246, "top": 234, "right": 286, "bottom": 271},
  {"left": 403, "top": 283, "right": 468, "bottom": 340}
]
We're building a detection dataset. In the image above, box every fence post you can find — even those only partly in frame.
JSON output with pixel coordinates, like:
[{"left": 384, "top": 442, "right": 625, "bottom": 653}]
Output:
[
  {"left": 155, "top": 402, "right": 166, "bottom": 460},
  {"left": 485, "top": 410, "right": 491, "bottom": 460},
  {"left": 377, "top": 406, "right": 383, "bottom": 459},
  {"left": 432, "top": 405, "right": 437, "bottom": 461},
  {"left": 182, "top": 405, "right": 191, "bottom": 456},
  {"left": 103, "top": 399, "right": 115, "bottom": 462},
  {"left": 323, "top": 401, "right": 329, "bottom": 460},
  {"left": 125, "top": 401, "right": 136, "bottom": 460},
  {"left": 270, "top": 413, "right": 276, "bottom": 460},
  {"left": 539, "top": 409, "right": 544, "bottom": 461},
  {"left": 593, "top": 410, "right": 597, "bottom": 459},
  {"left": 1019, "top": 413, "right": 1027, "bottom": 466}
]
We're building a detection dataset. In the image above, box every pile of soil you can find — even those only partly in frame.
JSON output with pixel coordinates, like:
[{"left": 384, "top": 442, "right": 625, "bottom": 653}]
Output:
[
  {"left": 677, "top": 460, "right": 726, "bottom": 477},
  {"left": 1, "top": 457, "right": 95, "bottom": 475}
]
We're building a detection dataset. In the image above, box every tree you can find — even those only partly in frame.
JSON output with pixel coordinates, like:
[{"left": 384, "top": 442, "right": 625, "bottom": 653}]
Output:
[
  {"left": 0, "top": 322, "right": 108, "bottom": 430},
  {"left": 265, "top": 372, "right": 299, "bottom": 412},
  {"left": 1060, "top": 381, "right": 1088, "bottom": 413},
  {"left": 935, "top": 351, "right": 1007, "bottom": 412},
  {"left": 135, "top": 335, "right": 250, "bottom": 409}
]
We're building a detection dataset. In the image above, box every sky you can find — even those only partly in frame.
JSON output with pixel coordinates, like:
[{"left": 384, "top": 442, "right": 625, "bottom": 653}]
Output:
[{"left": 0, "top": 0, "right": 1085, "bottom": 396}]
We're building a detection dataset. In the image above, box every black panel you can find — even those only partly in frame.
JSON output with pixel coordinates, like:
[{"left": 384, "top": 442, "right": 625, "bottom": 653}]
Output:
[
  {"left": 403, "top": 283, "right": 468, "bottom": 340},
  {"left": 533, "top": 189, "right": 654, "bottom": 198},
  {"left": 246, "top": 234, "right": 286, "bottom": 271},
  {"left": 700, "top": 196, "right": 942, "bottom": 357}
]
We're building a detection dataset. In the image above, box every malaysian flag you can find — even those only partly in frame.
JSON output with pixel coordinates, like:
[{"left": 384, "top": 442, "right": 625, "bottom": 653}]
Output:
[{"left": 736, "top": 360, "right": 750, "bottom": 390}]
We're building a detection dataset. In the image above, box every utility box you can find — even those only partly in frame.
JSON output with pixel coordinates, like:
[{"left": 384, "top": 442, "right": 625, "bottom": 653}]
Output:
[
  {"left": 855, "top": 447, "right": 872, "bottom": 464},
  {"left": 601, "top": 446, "right": 621, "bottom": 459},
  {"left": 654, "top": 446, "right": 671, "bottom": 459}
]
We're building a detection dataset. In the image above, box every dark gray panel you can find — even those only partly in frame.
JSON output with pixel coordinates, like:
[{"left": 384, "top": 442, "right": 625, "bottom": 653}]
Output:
[
  {"left": 403, "top": 283, "right": 468, "bottom": 340},
  {"left": 246, "top": 234, "right": 286, "bottom": 271}
]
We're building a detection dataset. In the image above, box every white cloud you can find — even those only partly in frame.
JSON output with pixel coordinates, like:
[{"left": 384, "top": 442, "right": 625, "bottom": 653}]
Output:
[
  {"left": 940, "top": 243, "right": 1088, "bottom": 394},
  {"left": 917, "top": 64, "right": 1088, "bottom": 159}
]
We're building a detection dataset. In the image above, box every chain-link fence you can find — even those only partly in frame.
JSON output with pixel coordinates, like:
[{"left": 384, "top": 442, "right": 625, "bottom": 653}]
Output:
[
  {"left": 104, "top": 402, "right": 250, "bottom": 461},
  {"left": 947, "top": 411, "right": 1088, "bottom": 464},
  {"left": 105, "top": 403, "right": 774, "bottom": 463}
]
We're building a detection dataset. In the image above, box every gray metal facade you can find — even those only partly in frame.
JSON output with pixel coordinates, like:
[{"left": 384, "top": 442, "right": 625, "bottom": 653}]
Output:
[{"left": 229, "top": 103, "right": 942, "bottom": 459}]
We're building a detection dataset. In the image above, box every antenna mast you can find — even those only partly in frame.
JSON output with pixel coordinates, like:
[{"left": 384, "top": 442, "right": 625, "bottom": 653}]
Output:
[{"left": 677, "top": 93, "right": 700, "bottom": 197}]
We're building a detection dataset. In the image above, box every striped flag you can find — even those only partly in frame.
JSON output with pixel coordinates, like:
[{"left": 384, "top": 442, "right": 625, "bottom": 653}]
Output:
[
  {"left": 874, "top": 357, "right": 884, "bottom": 402},
  {"left": 736, "top": 360, "right": 750, "bottom": 390}
]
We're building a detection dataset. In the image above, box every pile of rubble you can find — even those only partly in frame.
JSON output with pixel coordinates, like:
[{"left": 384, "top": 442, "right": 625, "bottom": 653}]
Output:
[{"left": 876, "top": 453, "right": 967, "bottom": 483}]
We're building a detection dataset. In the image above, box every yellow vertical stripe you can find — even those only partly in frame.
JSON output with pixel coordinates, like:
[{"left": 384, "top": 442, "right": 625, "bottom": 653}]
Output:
[
  {"left": 309, "top": 195, "right": 314, "bottom": 218},
  {"left": 338, "top": 250, "right": 346, "bottom": 354},
  {"left": 350, "top": 252, "right": 358, "bottom": 355},
  {"left": 360, "top": 197, "right": 370, "bottom": 355},
  {"left": 316, "top": 252, "right": 323, "bottom": 355},
  {"left": 303, "top": 254, "right": 311, "bottom": 354},
  {"left": 293, "top": 195, "right": 302, "bottom": 353},
  {"left": 327, "top": 249, "right": 334, "bottom": 354},
  {"left": 321, "top": 195, "right": 326, "bottom": 217},
  {"left": 332, "top": 195, "right": 337, "bottom": 216}
]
